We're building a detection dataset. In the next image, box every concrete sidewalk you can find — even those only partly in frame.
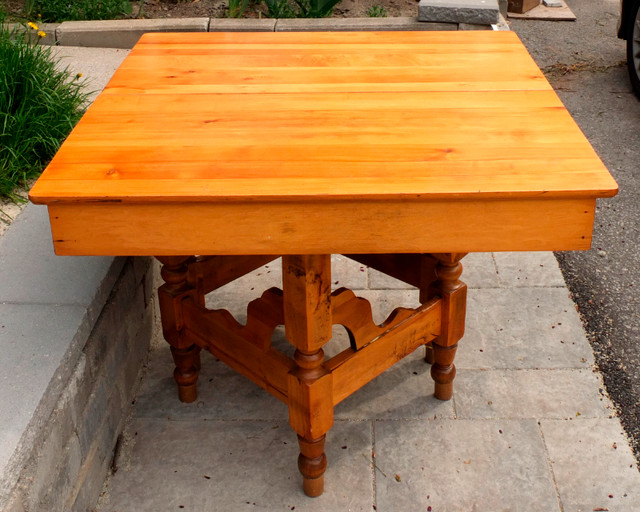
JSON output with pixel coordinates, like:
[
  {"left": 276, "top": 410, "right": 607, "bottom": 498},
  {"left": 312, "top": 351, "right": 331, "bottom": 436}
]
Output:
[{"left": 45, "top": 46, "right": 640, "bottom": 511}]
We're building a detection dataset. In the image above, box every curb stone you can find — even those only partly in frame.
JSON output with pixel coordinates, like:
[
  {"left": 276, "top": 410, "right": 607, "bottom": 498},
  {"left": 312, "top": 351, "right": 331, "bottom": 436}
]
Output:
[{"left": 8, "top": 12, "right": 508, "bottom": 49}]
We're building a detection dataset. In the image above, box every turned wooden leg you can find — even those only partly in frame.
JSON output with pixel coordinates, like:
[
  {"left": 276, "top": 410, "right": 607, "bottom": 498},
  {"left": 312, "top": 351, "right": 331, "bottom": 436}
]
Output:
[
  {"left": 298, "top": 434, "right": 327, "bottom": 497},
  {"left": 283, "top": 255, "right": 334, "bottom": 497},
  {"left": 429, "top": 253, "right": 467, "bottom": 401},
  {"left": 157, "top": 256, "right": 201, "bottom": 403},
  {"left": 170, "top": 345, "right": 201, "bottom": 403},
  {"left": 431, "top": 343, "right": 458, "bottom": 400}
]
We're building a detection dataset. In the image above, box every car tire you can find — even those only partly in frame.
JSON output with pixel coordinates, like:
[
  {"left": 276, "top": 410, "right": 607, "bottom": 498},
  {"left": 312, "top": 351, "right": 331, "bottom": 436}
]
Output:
[{"left": 627, "top": 0, "right": 640, "bottom": 97}]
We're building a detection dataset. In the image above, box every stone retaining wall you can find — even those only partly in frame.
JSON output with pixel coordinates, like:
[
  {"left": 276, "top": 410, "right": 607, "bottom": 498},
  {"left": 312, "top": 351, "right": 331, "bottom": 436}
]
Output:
[{"left": 0, "top": 206, "right": 157, "bottom": 512}]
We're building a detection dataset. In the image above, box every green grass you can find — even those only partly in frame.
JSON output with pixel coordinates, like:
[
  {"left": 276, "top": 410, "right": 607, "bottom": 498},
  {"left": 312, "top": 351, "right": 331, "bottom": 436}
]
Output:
[{"left": 0, "top": 17, "right": 88, "bottom": 199}]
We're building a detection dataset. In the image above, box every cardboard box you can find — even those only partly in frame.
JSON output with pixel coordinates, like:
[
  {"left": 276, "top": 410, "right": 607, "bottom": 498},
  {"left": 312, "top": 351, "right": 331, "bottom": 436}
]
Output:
[{"left": 508, "top": 0, "right": 540, "bottom": 13}]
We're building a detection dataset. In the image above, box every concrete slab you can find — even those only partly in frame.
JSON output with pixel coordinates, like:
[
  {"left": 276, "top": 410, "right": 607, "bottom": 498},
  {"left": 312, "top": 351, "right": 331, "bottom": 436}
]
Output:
[
  {"left": 56, "top": 18, "right": 209, "bottom": 49},
  {"left": 49, "top": 46, "right": 130, "bottom": 102},
  {"left": 494, "top": 251, "right": 566, "bottom": 288},
  {"left": 335, "top": 350, "right": 455, "bottom": 420},
  {"left": 98, "top": 418, "right": 374, "bottom": 511},
  {"left": 461, "top": 251, "right": 500, "bottom": 288},
  {"left": 332, "top": 255, "right": 369, "bottom": 290},
  {"left": 454, "top": 369, "right": 612, "bottom": 419},
  {"left": 275, "top": 17, "right": 458, "bottom": 32},
  {"left": 419, "top": 0, "right": 500, "bottom": 24},
  {"left": 367, "top": 268, "right": 414, "bottom": 290},
  {"left": 352, "top": 290, "right": 421, "bottom": 325},
  {"left": 0, "top": 205, "right": 117, "bottom": 307},
  {"left": 457, "top": 288, "right": 595, "bottom": 370},
  {"left": 4, "top": 23, "right": 59, "bottom": 46},
  {"left": 541, "top": 418, "right": 640, "bottom": 511},
  {"left": 132, "top": 347, "right": 289, "bottom": 421},
  {"left": 367, "top": 252, "right": 499, "bottom": 290},
  {"left": 375, "top": 419, "right": 560, "bottom": 511}
]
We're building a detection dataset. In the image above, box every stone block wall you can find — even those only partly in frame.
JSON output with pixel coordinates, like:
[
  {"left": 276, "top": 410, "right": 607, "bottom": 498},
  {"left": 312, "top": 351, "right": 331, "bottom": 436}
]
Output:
[{"left": 2, "top": 257, "right": 156, "bottom": 512}]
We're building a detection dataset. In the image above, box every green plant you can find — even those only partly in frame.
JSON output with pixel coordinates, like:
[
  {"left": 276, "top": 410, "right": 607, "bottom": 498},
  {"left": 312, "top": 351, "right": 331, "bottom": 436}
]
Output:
[
  {"left": 293, "top": 0, "right": 341, "bottom": 17},
  {"left": 33, "top": 0, "right": 132, "bottom": 22},
  {"left": 261, "top": 0, "right": 340, "bottom": 17},
  {"left": 263, "top": 0, "right": 297, "bottom": 17},
  {"left": 24, "top": 0, "right": 36, "bottom": 18},
  {"left": 228, "top": 0, "right": 250, "bottom": 17},
  {"left": 367, "top": 4, "right": 386, "bottom": 17},
  {"left": 0, "top": 18, "right": 88, "bottom": 199}
]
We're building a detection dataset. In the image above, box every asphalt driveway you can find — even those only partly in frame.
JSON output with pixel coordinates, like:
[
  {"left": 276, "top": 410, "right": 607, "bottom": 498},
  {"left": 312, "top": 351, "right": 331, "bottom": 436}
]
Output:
[{"left": 510, "top": 0, "right": 640, "bottom": 461}]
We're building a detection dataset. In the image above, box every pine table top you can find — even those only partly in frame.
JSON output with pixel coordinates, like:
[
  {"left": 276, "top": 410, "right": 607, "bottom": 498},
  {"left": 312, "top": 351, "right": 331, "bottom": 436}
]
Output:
[{"left": 29, "top": 31, "right": 618, "bottom": 256}]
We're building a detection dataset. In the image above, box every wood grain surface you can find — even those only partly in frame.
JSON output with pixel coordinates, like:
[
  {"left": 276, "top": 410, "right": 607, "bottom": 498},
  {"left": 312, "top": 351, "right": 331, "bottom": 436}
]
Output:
[{"left": 29, "top": 31, "right": 618, "bottom": 255}]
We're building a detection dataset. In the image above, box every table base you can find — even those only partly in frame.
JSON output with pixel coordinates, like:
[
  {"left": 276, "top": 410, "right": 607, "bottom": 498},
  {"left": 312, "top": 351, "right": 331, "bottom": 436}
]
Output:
[{"left": 156, "top": 253, "right": 467, "bottom": 497}]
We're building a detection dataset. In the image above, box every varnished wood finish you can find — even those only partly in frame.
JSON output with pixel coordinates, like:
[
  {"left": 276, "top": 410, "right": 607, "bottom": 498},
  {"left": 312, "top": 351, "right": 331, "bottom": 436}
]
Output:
[
  {"left": 157, "top": 256, "right": 202, "bottom": 403},
  {"left": 282, "top": 255, "right": 333, "bottom": 495},
  {"left": 30, "top": 31, "right": 616, "bottom": 256},
  {"left": 44, "top": 198, "right": 598, "bottom": 255},
  {"left": 298, "top": 435, "right": 327, "bottom": 498},
  {"left": 429, "top": 253, "right": 467, "bottom": 400},
  {"left": 326, "top": 295, "right": 442, "bottom": 405},
  {"left": 30, "top": 32, "right": 618, "bottom": 498}
]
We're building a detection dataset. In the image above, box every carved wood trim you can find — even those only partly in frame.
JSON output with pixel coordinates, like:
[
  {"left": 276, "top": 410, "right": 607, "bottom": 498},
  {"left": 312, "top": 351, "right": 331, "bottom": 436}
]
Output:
[{"left": 326, "top": 296, "right": 441, "bottom": 404}]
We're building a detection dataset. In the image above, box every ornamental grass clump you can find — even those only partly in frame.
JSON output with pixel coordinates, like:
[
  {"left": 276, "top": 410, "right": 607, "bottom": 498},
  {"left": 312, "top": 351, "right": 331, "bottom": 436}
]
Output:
[{"left": 0, "top": 18, "right": 88, "bottom": 199}]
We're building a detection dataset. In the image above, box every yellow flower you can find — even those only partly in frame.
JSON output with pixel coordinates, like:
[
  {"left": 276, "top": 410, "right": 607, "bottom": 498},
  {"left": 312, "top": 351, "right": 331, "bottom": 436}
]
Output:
[
  {"left": 37, "top": 13, "right": 42, "bottom": 19},
  {"left": 76, "top": 73, "right": 83, "bottom": 79},
  {"left": 27, "top": 22, "right": 38, "bottom": 30},
  {"left": 37, "top": 31, "right": 46, "bottom": 38}
]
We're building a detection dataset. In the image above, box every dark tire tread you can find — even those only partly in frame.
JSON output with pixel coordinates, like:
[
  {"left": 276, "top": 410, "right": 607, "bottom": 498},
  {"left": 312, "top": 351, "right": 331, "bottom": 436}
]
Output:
[{"left": 626, "top": 1, "right": 640, "bottom": 98}]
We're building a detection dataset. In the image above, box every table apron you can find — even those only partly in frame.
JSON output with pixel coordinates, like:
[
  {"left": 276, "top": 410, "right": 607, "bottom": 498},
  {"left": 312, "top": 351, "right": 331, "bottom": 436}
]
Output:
[{"left": 46, "top": 197, "right": 596, "bottom": 256}]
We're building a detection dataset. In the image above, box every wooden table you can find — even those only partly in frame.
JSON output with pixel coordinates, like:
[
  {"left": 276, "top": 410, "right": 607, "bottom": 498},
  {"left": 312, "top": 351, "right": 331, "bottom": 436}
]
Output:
[{"left": 30, "top": 31, "right": 617, "bottom": 497}]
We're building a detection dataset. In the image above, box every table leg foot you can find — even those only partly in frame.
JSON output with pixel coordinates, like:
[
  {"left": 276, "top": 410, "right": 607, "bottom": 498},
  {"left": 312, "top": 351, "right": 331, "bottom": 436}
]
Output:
[
  {"left": 431, "top": 342, "right": 457, "bottom": 400},
  {"left": 298, "top": 435, "right": 327, "bottom": 497},
  {"left": 171, "top": 345, "right": 201, "bottom": 403}
]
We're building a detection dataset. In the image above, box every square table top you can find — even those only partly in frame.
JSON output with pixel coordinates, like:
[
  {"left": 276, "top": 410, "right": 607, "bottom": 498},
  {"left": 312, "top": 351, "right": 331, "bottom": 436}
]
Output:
[{"left": 29, "top": 31, "right": 618, "bottom": 256}]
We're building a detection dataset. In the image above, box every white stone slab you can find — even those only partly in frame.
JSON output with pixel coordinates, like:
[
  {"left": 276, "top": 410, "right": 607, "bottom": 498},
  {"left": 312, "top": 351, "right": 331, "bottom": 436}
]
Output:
[
  {"left": 454, "top": 368, "right": 613, "bottom": 419},
  {"left": 375, "top": 419, "right": 561, "bottom": 511},
  {"left": 494, "top": 251, "right": 566, "bottom": 288},
  {"left": 457, "top": 288, "right": 594, "bottom": 370},
  {"left": 335, "top": 350, "right": 455, "bottom": 420},
  {"left": 98, "top": 418, "right": 374, "bottom": 511},
  {"left": 541, "top": 418, "right": 640, "bottom": 511}
]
